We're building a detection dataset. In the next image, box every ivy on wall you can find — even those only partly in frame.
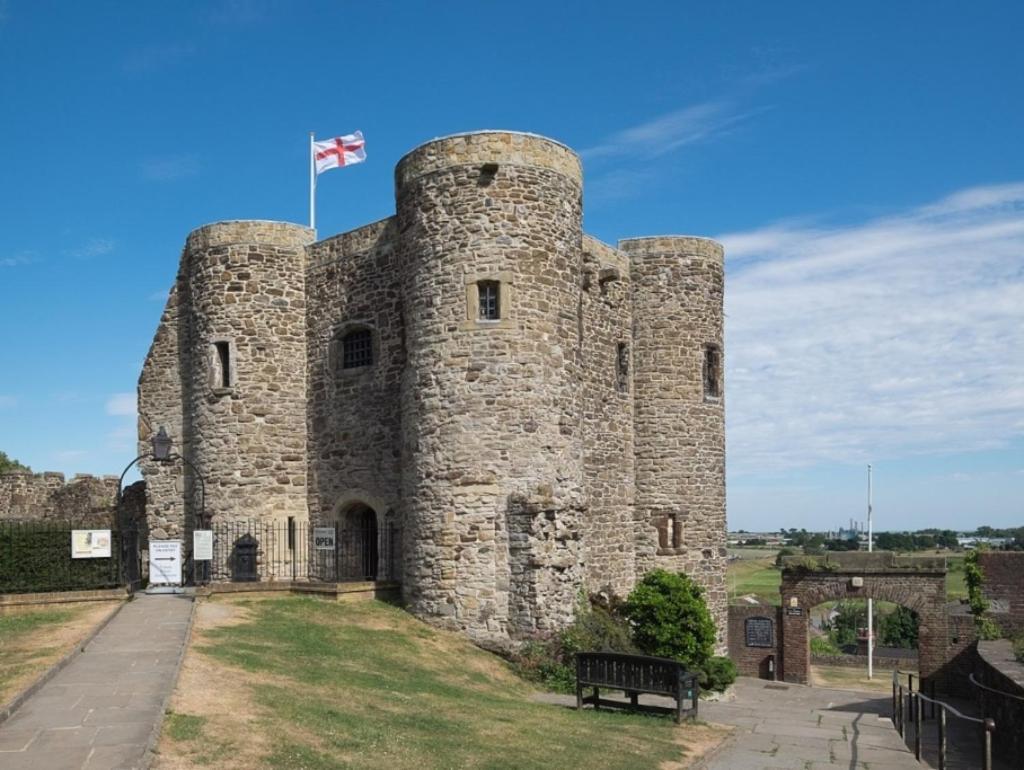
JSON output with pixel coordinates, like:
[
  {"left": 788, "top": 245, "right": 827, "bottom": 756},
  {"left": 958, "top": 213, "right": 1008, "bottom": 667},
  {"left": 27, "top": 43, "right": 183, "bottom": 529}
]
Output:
[{"left": 964, "top": 548, "right": 1002, "bottom": 640}]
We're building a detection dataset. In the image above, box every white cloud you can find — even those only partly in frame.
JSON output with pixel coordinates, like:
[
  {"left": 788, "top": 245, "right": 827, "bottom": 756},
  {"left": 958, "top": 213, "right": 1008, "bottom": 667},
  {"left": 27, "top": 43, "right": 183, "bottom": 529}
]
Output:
[
  {"left": 105, "top": 393, "right": 137, "bottom": 417},
  {"left": 0, "top": 395, "right": 16, "bottom": 408},
  {"left": 721, "top": 182, "right": 1024, "bottom": 475},
  {"left": 66, "top": 238, "right": 115, "bottom": 259},
  {"left": 1, "top": 251, "right": 34, "bottom": 268},
  {"left": 582, "top": 101, "right": 761, "bottom": 160},
  {"left": 141, "top": 154, "right": 200, "bottom": 181}
]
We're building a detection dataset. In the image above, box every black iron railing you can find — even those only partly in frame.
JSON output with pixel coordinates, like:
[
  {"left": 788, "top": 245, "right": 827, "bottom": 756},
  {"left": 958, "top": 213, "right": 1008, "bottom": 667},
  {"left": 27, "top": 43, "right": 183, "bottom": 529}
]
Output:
[{"left": 893, "top": 668, "right": 996, "bottom": 770}]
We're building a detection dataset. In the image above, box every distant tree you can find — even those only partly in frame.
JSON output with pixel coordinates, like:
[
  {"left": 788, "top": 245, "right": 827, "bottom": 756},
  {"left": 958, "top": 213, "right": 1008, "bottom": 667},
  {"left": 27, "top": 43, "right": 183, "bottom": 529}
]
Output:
[
  {"left": 935, "top": 530, "right": 959, "bottom": 550},
  {"left": 0, "top": 451, "right": 30, "bottom": 474},
  {"left": 774, "top": 547, "right": 798, "bottom": 567},
  {"left": 880, "top": 606, "right": 919, "bottom": 649}
]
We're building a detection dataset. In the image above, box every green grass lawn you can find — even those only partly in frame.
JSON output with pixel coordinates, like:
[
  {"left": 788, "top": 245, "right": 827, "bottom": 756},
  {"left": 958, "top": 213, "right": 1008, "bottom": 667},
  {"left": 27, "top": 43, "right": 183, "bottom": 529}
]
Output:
[{"left": 161, "top": 597, "right": 715, "bottom": 770}]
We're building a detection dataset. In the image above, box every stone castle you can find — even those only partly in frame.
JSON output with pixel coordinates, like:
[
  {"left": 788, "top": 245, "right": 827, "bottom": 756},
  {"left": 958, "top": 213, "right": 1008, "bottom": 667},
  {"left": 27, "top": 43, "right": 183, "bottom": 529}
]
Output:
[{"left": 138, "top": 130, "right": 727, "bottom": 648}]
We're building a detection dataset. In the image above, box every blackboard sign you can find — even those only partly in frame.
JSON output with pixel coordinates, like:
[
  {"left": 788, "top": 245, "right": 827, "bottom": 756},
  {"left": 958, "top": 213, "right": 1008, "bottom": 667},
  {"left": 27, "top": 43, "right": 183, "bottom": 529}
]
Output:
[
  {"left": 745, "top": 617, "right": 774, "bottom": 648},
  {"left": 786, "top": 607, "right": 804, "bottom": 617}
]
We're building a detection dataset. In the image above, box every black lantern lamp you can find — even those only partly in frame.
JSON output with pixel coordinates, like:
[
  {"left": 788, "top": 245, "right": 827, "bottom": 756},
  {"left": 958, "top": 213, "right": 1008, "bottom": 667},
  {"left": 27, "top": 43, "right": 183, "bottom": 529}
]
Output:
[{"left": 152, "top": 426, "right": 173, "bottom": 461}]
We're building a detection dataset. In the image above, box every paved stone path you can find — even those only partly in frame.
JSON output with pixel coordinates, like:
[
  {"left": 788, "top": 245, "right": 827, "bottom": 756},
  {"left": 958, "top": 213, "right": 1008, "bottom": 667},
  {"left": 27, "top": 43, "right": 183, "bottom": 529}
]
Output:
[
  {"left": 0, "top": 594, "right": 193, "bottom": 770},
  {"left": 698, "top": 678, "right": 921, "bottom": 769}
]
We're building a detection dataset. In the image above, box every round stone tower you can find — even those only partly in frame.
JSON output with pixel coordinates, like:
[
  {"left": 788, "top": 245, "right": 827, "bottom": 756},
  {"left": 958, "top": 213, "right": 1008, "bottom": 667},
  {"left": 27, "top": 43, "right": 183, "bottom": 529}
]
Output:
[
  {"left": 395, "top": 131, "right": 585, "bottom": 644},
  {"left": 182, "top": 221, "right": 315, "bottom": 536},
  {"left": 621, "top": 236, "right": 728, "bottom": 649}
]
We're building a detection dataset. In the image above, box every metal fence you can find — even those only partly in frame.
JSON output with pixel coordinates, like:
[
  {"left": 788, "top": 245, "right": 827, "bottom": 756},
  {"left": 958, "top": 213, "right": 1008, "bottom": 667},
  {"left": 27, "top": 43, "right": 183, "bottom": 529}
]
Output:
[
  {"left": 893, "top": 669, "right": 997, "bottom": 770},
  {"left": 201, "top": 518, "right": 400, "bottom": 584},
  {"left": 0, "top": 520, "right": 138, "bottom": 594}
]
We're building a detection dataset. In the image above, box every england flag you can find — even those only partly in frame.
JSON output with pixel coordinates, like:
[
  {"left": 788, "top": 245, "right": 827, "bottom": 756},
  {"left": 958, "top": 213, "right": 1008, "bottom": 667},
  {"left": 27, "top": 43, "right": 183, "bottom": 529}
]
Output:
[{"left": 313, "top": 131, "right": 366, "bottom": 175}]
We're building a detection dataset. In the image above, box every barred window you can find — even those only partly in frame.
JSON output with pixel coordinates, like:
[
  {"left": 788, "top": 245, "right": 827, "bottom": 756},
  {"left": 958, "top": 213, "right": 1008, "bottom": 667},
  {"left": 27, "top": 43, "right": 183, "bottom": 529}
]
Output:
[
  {"left": 342, "top": 329, "right": 373, "bottom": 369},
  {"left": 478, "top": 281, "right": 500, "bottom": 321}
]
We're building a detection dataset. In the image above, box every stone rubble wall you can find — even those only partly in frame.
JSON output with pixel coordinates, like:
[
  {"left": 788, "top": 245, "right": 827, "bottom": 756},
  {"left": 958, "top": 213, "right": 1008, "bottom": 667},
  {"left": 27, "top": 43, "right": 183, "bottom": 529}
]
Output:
[
  {"left": 0, "top": 471, "right": 120, "bottom": 525},
  {"left": 623, "top": 236, "right": 728, "bottom": 652},
  {"left": 580, "top": 235, "right": 636, "bottom": 598},
  {"left": 305, "top": 218, "right": 404, "bottom": 549}
]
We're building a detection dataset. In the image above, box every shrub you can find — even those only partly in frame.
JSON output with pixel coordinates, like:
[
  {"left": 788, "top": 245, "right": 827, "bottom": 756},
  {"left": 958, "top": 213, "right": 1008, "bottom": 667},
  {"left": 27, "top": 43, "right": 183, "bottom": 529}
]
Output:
[
  {"left": 879, "top": 606, "right": 919, "bottom": 649},
  {"left": 699, "top": 655, "right": 737, "bottom": 693},
  {"left": 811, "top": 635, "right": 842, "bottom": 655},
  {"left": 1013, "top": 636, "right": 1024, "bottom": 665},
  {"left": 511, "top": 600, "right": 637, "bottom": 694},
  {"left": 623, "top": 569, "right": 716, "bottom": 671}
]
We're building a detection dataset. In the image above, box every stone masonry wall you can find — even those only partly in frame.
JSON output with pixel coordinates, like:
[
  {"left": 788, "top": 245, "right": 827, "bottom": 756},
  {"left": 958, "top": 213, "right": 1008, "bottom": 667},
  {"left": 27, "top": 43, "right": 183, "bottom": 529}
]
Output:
[
  {"left": 395, "top": 132, "right": 586, "bottom": 646},
  {"left": 623, "top": 236, "right": 728, "bottom": 652},
  {"left": 580, "top": 235, "right": 636, "bottom": 598},
  {"left": 139, "top": 276, "right": 186, "bottom": 539},
  {"left": 305, "top": 218, "right": 404, "bottom": 545},
  {"left": 182, "top": 221, "right": 314, "bottom": 536},
  {"left": 0, "top": 471, "right": 119, "bottom": 524}
]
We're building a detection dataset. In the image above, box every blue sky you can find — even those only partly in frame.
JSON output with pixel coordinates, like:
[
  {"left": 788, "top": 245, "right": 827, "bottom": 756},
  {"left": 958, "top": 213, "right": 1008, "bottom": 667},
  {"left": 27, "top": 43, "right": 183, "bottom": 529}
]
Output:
[{"left": 1, "top": 1, "right": 1021, "bottom": 531}]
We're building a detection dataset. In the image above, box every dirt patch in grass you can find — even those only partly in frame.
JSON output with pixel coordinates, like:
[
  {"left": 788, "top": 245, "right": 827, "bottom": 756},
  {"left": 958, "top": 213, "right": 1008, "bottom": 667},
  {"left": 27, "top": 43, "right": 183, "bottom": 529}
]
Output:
[
  {"left": 155, "top": 596, "right": 729, "bottom": 770},
  {"left": 810, "top": 664, "right": 910, "bottom": 695},
  {"left": 0, "top": 600, "right": 122, "bottom": 705},
  {"left": 660, "top": 722, "right": 734, "bottom": 769}
]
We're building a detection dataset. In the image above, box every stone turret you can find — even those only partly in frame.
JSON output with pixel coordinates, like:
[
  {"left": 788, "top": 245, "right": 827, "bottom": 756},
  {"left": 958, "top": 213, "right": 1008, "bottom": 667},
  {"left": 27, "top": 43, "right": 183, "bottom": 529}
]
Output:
[
  {"left": 183, "top": 221, "right": 314, "bottom": 527},
  {"left": 395, "top": 132, "right": 586, "bottom": 644},
  {"left": 621, "top": 235, "right": 727, "bottom": 649}
]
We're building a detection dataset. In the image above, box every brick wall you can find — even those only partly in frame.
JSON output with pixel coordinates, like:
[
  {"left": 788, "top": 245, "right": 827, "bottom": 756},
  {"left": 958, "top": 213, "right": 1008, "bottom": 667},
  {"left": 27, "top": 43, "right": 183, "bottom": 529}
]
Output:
[
  {"left": 728, "top": 604, "right": 781, "bottom": 679},
  {"left": 978, "top": 551, "right": 1024, "bottom": 637}
]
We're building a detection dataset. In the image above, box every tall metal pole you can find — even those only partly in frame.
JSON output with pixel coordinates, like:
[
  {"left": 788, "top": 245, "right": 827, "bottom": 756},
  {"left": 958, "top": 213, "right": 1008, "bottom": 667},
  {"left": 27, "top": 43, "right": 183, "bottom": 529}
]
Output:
[
  {"left": 309, "top": 131, "right": 316, "bottom": 232},
  {"left": 867, "top": 463, "right": 874, "bottom": 679}
]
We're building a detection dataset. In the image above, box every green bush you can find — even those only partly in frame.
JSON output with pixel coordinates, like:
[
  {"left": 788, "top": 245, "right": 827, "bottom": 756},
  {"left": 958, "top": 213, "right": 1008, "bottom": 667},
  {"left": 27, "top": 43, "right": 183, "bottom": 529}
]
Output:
[
  {"left": 1013, "top": 636, "right": 1024, "bottom": 665},
  {"left": 512, "top": 601, "right": 637, "bottom": 694},
  {"left": 811, "top": 635, "right": 842, "bottom": 655},
  {"left": 0, "top": 524, "right": 123, "bottom": 593},
  {"left": 699, "top": 655, "right": 737, "bottom": 693},
  {"left": 623, "top": 569, "right": 716, "bottom": 671},
  {"left": 880, "top": 606, "right": 919, "bottom": 649}
]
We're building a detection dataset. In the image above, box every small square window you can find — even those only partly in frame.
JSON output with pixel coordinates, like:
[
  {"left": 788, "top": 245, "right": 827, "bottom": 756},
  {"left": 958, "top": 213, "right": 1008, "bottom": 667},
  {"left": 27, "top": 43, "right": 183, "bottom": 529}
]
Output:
[{"left": 478, "top": 281, "right": 500, "bottom": 321}]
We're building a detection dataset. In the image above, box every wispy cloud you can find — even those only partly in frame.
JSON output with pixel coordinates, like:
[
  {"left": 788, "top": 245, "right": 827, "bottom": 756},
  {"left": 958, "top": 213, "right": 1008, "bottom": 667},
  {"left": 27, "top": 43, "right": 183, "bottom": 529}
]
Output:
[
  {"left": 721, "top": 182, "right": 1024, "bottom": 475},
  {"left": 123, "top": 42, "right": 195, "bottom": 74},
  {"left": 1, "top": 251, "right": 35, "bottom": 268},
  {"left": 141, "top": 154, "right": 200, "bottom": 181},
  {"left": 582, "top": 101, "right": 761, "bottom": 161},
  {"left": 105, "top": 424, "right": 136, "bottom": 453},
  {"left": 66, "top": 237, "right": 115, "bottom": 259},
  {"left": 105, "top": 393, "right": 137, "bottom": 417},
  {"left": 0, "top": 395, "right": 16, "bottom": 408}
]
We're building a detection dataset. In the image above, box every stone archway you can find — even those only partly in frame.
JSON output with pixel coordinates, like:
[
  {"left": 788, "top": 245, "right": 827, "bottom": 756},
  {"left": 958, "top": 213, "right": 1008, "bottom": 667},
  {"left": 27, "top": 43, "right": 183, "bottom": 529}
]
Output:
[
  {"left": 336, "top": 502, "right": 379, "bottom": 581},
  {"left": 780, "top": 552, "right": 948, "bottom": 688}
]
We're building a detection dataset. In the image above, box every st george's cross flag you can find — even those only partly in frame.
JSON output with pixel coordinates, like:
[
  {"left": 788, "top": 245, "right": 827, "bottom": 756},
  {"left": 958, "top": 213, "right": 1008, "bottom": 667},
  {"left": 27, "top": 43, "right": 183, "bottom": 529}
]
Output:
[{"left": 313, "top": 131, "right": 366, "bottom": 175}]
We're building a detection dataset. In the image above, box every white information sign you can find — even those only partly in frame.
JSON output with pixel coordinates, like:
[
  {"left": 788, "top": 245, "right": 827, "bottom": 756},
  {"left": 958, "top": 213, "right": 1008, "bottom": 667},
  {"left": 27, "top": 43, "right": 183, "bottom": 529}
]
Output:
[
  {"left": 150, "top": 540, "right": 183, "bottom": 585},
  {"left": 71, "top": 529, "right": 112, "bottom": 559},
  {"left": 193, "top": 530, "right": 213, "bottom": 561},
  {"left": 313, "top": 527, "right": 336, "bottom": 551}
]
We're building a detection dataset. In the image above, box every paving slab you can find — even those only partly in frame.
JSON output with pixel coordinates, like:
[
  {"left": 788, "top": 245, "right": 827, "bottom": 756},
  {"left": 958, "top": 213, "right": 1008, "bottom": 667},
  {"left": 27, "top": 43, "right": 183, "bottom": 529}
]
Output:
[{"left": 0, "top": 594, "right": 193, "bottom": 770}]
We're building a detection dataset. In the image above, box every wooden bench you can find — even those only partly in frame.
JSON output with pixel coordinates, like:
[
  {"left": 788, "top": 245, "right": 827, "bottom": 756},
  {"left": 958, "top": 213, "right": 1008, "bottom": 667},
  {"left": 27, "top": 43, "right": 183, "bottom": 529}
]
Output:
[{"left": 575, "top": 652, "right": 699, "bottom": 723}]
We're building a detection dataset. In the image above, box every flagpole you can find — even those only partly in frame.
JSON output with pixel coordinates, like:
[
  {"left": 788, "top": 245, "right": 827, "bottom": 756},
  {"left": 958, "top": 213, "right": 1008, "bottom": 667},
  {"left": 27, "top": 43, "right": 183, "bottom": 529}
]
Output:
[{"left": 309, "top": 131, "right": 316, "bottom": 232}]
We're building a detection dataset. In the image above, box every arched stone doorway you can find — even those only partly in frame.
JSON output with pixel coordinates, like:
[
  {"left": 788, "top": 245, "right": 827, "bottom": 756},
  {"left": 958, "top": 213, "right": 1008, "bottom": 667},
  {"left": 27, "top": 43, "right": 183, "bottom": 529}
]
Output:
[
  {"left": 337, "top": 503, "right": 379, "bottom": 581},
  {"left": 779, "top": 552, "right": 947, "bottom": 689}
]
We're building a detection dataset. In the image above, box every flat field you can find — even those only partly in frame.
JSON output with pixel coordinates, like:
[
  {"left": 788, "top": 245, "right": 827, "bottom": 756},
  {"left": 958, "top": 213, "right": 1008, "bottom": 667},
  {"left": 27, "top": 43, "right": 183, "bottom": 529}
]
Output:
[
  {"left": 727, "top": 548, "right": 968, "bottom": 604},
  {"left": 155, "top": 597, "right": 728, "bottom": 770}
]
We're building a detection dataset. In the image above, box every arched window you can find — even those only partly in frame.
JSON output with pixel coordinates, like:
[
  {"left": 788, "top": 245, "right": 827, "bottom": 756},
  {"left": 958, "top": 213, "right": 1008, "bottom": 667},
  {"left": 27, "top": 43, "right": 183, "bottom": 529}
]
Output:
[{"left": 341, "top": 328, "right": 373, "bottom": 369}]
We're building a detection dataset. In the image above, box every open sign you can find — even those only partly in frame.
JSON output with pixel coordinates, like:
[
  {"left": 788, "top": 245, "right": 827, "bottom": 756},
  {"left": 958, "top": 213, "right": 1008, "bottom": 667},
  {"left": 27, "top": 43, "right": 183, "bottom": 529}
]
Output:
[{"left": 314, "top": 527, "right": 336, "bottom": 551}]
